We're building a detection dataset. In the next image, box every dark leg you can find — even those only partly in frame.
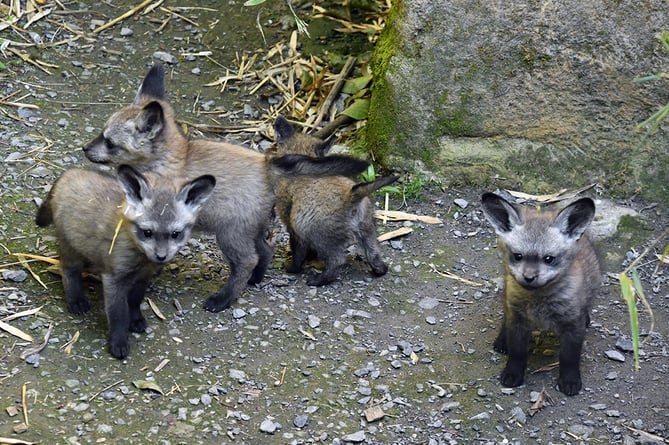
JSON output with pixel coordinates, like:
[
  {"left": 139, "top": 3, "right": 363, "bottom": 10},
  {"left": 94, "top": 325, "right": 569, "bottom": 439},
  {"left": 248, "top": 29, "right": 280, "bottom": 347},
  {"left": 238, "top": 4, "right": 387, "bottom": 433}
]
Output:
[
  {"left": 248, "top": 228, "right": 273, "bottom": 285},
  {"left": 204, "top": 231, "right": 258, "bottom": 312},
  {"left": 557, "top": 319, "right": 587, "bottom": 396},
  {"left": 127, "top": 275, "right": 151, "bottom": 334},
  {"left": 306, "top": 248, "right": 346, "bottom": 286},
  {"left": 499, "top": 313, "right": 531, "bottom": 388},
  {"left": 493, "top": 315, "right": 508, "bottom": 353},
  {"left": 286, "top": 232, "right": 308, "bottom": 274},
  {"left": 359, "top": 225, "right": 387, "bottom": 277},
  {"left": 60, "top": 250, "right": 90, "bottom": 314},
  {"left": 102, "top": 274, "right": 132, "bottom": 359}
]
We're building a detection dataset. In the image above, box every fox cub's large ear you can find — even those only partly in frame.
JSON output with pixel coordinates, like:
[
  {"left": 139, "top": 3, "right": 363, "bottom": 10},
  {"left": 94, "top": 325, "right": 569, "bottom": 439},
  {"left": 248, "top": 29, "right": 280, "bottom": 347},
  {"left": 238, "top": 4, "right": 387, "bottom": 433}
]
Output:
[
  {"left": 117, "top": 164, "right": 152, "bottom": 206},
  {"left": 134, "top": 64, "right": 166, "bottom": 103},
  {"left": 273, "top": 115, "right": 295, "bottom": 145},
  {"left": 552, "top": 197, "right": 595, "bottom": 240},
  {"left": 481, "top": 192, "right": 523, "bottom": 234},
  {"left": 178, "top": 175, "right": 216, "bottom": 210},
  {"left": 135, "top": 101, "right": 165, "bottom": 141}
]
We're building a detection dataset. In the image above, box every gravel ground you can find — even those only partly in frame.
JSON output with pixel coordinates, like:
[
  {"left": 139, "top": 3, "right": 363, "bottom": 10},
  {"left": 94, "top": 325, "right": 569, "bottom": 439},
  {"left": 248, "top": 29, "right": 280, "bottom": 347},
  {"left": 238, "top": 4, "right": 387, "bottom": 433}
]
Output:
[{"left": 1, "top": 2, "right": 668, "bottom": 444}]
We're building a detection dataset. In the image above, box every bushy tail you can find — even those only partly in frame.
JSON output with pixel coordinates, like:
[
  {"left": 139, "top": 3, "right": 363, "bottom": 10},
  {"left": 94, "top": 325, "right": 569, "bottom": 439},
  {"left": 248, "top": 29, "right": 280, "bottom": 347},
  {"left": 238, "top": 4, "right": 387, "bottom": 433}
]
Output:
[
  {"left": 269, "top": 154, "right": 370, "bottom": 177},
  {"left": 351, "top": 175, "right": 400, "bottom": 202},
  {"left": 35, "top": 195, "right": 53, "bottom": 227}
]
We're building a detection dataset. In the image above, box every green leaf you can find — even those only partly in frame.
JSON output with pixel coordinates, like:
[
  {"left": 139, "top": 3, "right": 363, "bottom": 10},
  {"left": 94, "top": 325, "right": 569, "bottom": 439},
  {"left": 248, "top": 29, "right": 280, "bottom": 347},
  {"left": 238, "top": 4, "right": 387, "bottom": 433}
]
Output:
[
  {"left": 133, "top": 379, "right": 164, "bottom": 395},
  {"left": 619, "top": 272, "right": 640, "bottom": 371},
  {"left": 340, "top": 98, "right": 370, "bottom": 120},
  {"left": 342, "top": 75, "right": 373, "bottom": 94},
  {"left": 244, "top": 0, "right": 267, "bottom": 6}
]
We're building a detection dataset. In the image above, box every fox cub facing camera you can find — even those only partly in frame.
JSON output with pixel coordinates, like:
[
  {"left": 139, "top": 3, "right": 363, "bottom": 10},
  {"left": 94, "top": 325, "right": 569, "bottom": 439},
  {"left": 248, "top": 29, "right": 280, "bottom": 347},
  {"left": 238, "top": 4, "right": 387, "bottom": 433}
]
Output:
[
  {"left": 36, "top": 165, "right": 215, "bottom": 359},
  {"left": 481, "top": 192, "right": 600, "bottom": 396}
]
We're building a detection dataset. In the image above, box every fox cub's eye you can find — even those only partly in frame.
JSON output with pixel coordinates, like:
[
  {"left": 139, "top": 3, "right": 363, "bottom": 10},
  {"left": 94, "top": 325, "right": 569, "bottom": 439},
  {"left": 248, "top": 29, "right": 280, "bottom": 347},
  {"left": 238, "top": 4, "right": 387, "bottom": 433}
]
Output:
[
  {"left": 142, "top": 229, "right": 153, "bottom": 238},
  {"left": 543, "top": 255, "right": 555, "bottom": 265},
  {"left": 512, "top": 253, "right": 523, "bottom": 262},
  {"left": 171, "top": 231, "right": 182, "bottom": 240}
]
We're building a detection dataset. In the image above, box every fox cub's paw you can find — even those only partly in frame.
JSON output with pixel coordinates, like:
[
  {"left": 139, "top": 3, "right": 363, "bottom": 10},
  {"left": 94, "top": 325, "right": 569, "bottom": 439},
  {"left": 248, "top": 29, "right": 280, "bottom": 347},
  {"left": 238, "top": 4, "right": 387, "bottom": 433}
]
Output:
[
  {"left": 557, "top": 375, "right": 582, "bottom": 396},
  {"left": 500, "top": 367, "right": 524, "bottom": 388},
  {"left": 493, "top": 334, "right": 507, "bottom": 354},
  {"left": 67, "top": 298, "right": 91, "bottom": 315}
]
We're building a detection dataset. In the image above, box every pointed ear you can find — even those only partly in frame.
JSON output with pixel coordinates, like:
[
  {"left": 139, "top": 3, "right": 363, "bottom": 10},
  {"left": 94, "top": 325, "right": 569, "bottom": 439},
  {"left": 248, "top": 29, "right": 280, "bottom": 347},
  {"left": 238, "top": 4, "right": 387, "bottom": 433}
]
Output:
[
  {"left": 552, "top": 197, "right": 595, "bottom": 240},
  {"left": 314, "top": 134, "right": 336, "bottom": 157},
  {"left": 117, "top": 164, "right": 152, "bottom": 205},
  {"left": 273, "top": 115, "right": 295, "bottom": 144},
  {"left": 178, "top": 175, "right": 216, "bottom": 210},
  {"left": 135, "top": 101, "right": 164, "bottom": 140},
  {"left": 481, "top": 192, "right": 523, "bottom": 234},
  {"left": 134, "top": 64, "right": 166, "bottom": 103}
]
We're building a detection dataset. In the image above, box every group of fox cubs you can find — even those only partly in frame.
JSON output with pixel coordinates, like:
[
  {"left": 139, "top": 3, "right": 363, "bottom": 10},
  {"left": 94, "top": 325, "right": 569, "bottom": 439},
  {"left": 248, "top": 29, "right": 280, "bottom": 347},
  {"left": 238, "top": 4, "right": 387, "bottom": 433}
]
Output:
[{"left": 36, "top": 64, "right": 600, "bottom": 396}]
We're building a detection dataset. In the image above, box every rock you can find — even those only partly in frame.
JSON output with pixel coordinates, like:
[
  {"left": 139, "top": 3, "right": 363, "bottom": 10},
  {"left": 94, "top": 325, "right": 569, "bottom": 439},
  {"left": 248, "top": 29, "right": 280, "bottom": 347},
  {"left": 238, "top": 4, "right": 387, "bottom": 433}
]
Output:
[
  {"left": 341, "top": 430, "right": 366, "bottom": 442},
  {"left": 605, "top": 350, "right": 626, "bottom": 362},
  {"left": 590, "top": 403, "right": 607, "bottom": 410},
  {"left": 469, "top": 412, "right": 490, "bottom": 421},
  {"left": 308, "top": 314, "right": 321, "bottom": 328},
  {"left": 229, "top": 369, "right": 247, "bottom": 381},
  {"left": 152, "top": 51, "right": 177, "bottom": 64},
  {"left": 2, "top": 270, "right": 28, "bottom": 282},
  {"left": 293, "top": 415, "right": 309, "bottom": 428},
  {"left": 509, "top": 406, "right": 526, "bottom": 424},
  {"left": 454, "top": 198, "right": 469, "bottom": 209},
  {"left": 120, "top": 27, "right": 133, "bottom": 36},
  {"left": 418, "top": 297, "right": 439, "bottom": 310},
  {"left": 367, "top": 0, "right": 668, "bottom": 200},
  {"left": 232, "top": 308, "right": 246, "bottom": 319},
  {"left": 259, "top": 419, "right": 278, "bottom": 434},
  {"left": 615, "top": 338, "right": 635, "bottom": 352}
]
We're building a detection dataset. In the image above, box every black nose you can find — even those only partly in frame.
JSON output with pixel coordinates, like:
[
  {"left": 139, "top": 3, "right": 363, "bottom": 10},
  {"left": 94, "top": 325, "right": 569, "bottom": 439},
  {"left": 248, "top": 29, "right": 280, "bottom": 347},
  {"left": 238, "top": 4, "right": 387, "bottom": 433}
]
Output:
[
  {"left": 155, "top": 254, "right": 167, "bottom": 262},
  {"left": 524, "top": 275, "right": 536, "bottom": 283}
]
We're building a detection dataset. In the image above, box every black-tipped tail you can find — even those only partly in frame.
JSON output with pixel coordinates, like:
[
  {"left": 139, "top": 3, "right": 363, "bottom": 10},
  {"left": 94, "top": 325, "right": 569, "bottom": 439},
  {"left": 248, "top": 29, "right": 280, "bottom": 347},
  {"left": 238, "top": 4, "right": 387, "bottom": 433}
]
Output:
[
  {"left": 270, "top": 154, "right": 370, "bottom": 177},
  {"left": 351, "top": 175, "right": 400, "bottom": 202}
]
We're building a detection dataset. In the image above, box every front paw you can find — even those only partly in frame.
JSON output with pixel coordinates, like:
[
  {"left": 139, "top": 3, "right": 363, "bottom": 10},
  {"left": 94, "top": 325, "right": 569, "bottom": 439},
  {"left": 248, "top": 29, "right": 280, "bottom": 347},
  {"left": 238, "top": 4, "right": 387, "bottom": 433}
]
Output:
[
  {"left": 285, "top": 261, "right": 302, "bottom": 274},
  {"left": 306, "top": 272, "right": 334, "bottom": 287},
  {"left": 204, "top": 293, "right": 233, "bottom": 313},
  {"left": 493, "top": 334, "right": 507, "bottom": 354},
  {"left": 557, "top": 375, "right": 582, "bottom": 396},
  {"left": 109, "top": 335, "right": 130, "bottom": 359},
  {"left": 129, "top": 314, "right": 147, "bottom": 333},
  {"left": 500, "top": 366, "right": 525, "bottom": 388},
  {"left": 67, "top": 298, "right": 91, "bottom": 315}
]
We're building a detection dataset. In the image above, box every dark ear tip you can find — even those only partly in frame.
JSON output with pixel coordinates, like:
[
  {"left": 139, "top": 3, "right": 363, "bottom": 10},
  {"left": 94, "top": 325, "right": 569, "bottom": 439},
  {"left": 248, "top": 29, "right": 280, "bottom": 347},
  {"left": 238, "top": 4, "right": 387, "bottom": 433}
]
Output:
[{"left": 274, "top": 114, "right": 288, "bottom": 125}]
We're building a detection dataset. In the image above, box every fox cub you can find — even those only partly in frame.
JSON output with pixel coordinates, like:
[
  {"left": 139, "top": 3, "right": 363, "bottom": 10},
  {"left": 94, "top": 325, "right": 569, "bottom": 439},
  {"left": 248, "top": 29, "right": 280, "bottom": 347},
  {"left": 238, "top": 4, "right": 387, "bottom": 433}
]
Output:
[
  {"left": 271, "top": 116, "right": 399, "bottom": 286},
  {"left": 83, "top": 64, "right": 366, "bottom": 312},
  {"left": 36, "top": 165, "right": 215, "bottom": 359},
  {"left": 481, "top": 192, "right": 600, "bottom": 395}
]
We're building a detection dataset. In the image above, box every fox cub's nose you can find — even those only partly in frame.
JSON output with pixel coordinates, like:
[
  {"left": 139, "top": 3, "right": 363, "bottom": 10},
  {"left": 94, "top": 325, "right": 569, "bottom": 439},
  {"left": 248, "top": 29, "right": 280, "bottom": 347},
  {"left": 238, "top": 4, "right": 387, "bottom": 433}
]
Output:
[
  {"left": 523, "top": 275, "right": 537, "bottom": 284},
  {"left": 155, "top": 253, "right": 167, "bottom": 262}
]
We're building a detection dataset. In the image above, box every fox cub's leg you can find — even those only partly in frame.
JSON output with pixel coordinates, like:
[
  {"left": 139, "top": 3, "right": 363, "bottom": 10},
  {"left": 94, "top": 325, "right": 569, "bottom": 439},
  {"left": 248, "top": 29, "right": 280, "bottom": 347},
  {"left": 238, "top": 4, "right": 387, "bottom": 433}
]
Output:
[
  {"left": 499, "top": 312, "right": 531, "bottom": 388},
  {"left": 493, "top": 316, "right": 508, "bottom": 354},
  {"left": 126, "top": 274, "right": 152, "bottom": 334},
  {"left": 61, "top": 251, "right": 90, "bottom": 315},
  {"left": 102, "top": 274, "right": 134, "bottom": 359},
  {"left": 307, "top": 248, "right": 346, "bottom": 286},
  {"left": 358, "top": 225, "right": 388, "bottom": 277},
  {"left": 286, "top": 230, "right": 308, "bottom": 274},
  {"left": 248, "top": 231, "right": 272, "bottom": 285},
  {"left": 556, "top": 316, "right": 588, "bottom": 396}
]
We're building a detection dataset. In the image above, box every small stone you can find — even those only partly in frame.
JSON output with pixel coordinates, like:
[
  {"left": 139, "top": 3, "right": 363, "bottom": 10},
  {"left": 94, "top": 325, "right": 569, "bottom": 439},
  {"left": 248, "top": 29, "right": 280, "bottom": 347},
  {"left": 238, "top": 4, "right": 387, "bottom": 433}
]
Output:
[
  {"left": 469, "top": 412, "right": 490, "bottom": 421},
  {"left": 191, "top": 67, "right": 201, "bottom": 75},
  {"left": 120, "top": 27, "right": 133, "bottom": 36},
  {"left": 509, "top": 406, "right": 526, "bottom": 424},
  {"left": 364, "top": 405, "right": 385, "bottom": 422},
  {"left": 57, "top": 118, "right": 69, "bottom": 127},
  {"left": 425, "top": 316, "right": 437, "bottom": 325},
  {"left": 2, "top": 270, "right": 28, "bottom": 282},
  {"left": 343, "top": 325, "right": 355, "bottom": 336},
  {"left": 568, "top": 424, "right": 593, "bottom": 437},
  {"left": 605, "top": 410, "right": 621, "bottom": 417},
  {"left": 259, "top": 419, "right": 277, "bottom": 434},
  {"left": 229, "top": 369, "right": 247, "bottom": 381},
  {"left": 418, "top": 297, "right": 439, "bottom": 310},
  {"left": 605, "top": 371, "right": 618, "bottom": 380},
  {"left": 341, "top": 430, "right": 366, "bottom": 442},
  {"left": 454, "top": 198, "right": 469, "bottom": 208},
  {"left": 13, "top": 423, "right": 28, "bottom": 434},
  {"left": 152, "top": 51, "right": 177, "bottom": 64},
  {"left": 605, "top": 350, "right": 626, "bottom": 362},
  {"left": 293, "top": 415, "right": 309, "bottom": 428},
  {"left": 590, "top": 403, "right": 607, "bottom": 410},
  {"left": 232, "top": 308, "right": 246, "bottom": 319},
  {"left": 390, "top": 360, "right": 402, "bottom": 369},
  {"left": 308, "top": 314, "right": 320, "bottom": 328},
  {"left": 615, "top": 338, "right": 634, "bottom": 352}
]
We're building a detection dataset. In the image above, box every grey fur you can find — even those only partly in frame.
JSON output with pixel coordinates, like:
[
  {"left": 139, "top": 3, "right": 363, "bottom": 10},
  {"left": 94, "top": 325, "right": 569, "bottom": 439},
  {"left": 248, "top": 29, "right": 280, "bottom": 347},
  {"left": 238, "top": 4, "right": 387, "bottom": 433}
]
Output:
[
  {"left": 272, "top": 115, "right": 398, "bottom": 285},
  {"left": 37, "top": 165, "right": 215, "bottom": 359},
  {"left": 481, "top": 192, "right": 600, "bottom": 395},
  {"left": 82, "top": 65, "right": 367, "bottom": 312}
]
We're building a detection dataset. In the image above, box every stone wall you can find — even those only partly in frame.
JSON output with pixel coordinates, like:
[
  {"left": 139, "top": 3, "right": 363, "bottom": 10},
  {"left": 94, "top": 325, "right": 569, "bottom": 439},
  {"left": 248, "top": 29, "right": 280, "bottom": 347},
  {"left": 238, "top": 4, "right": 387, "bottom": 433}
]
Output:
[{"left": 366, "top": 0, "right": 669, "bottom": 200}]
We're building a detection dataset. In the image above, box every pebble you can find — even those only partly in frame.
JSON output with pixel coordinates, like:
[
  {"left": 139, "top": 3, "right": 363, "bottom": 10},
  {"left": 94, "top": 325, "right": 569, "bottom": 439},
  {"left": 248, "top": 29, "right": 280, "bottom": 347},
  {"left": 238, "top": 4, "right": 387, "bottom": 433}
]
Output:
[
  {"left": 259, "top": 419, "right": 279, "bottom": 434},
  {"left": 152, "top": 51, "right": 177, "bottom": 64},
  {"left": 341, "top": 431, "right": 366, "bottom": 442},
  {"left": 418, "top": 297, "right": 439, "bottom": 310},
  {"left": 454, "top": 198, "right": 469, "bottom": 209},
  {"left": 120, "top": 27, "right": 133, "bottom": 36},
  {"left": 425, "top": 316, "right": 437, "bottom": 325},
  {"left": 229, "top": 369, "right": 247, "bottom": 381},
  {"left": 308, "top": 314, "right": 320, "bottom": 328},
  {"left": 293, "top": 415, "right": 309, "bottom": 428},
  {"left": 469, "top": 412, "right": 490, "bottom": 421},
  {"left": 509, "top": 406, "right": 526, "bottom": 424},
  {"left": 606, "top": 371, "right": 618, "bottom": 380},
  {"left": 590, "top": 403, "right": 607, "bottom": 410},
  {"left": 605, "top": 350, "right": 626, "bottom": 362},
  {"left": 232, "top": 308, "right": 246, "bottom": 319},
  {"left": 2, "top": 270, "right": 28, "bottom": 282},
  {"left": 615, "top": 338, "right": 635, "bottom": 352}
]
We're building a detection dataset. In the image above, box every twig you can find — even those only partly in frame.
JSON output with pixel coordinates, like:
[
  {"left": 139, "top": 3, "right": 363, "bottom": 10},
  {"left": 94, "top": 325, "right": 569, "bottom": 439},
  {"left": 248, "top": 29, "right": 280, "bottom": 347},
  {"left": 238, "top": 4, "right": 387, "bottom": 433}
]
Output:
[
  {"left": 22, "top": 383, "right": 29, "bottom": 426},
  {"left": 92, "top": 0, "right": 157, "bottom": 34},
  {"left": 623, "top": 424, "right": 669, "bottom": 444},
  {"left": 88, "top": 379, "right": 124, "bottom": 402},
  {"left": 312, "top": 56, "right": 356, "bottom": 129}
]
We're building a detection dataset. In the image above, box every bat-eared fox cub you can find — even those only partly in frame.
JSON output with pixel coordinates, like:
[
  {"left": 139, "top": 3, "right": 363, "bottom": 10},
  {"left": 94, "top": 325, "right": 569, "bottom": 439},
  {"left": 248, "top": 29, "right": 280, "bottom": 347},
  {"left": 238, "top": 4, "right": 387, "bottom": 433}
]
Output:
[
  {"left": 271, "top": 115, "right": 399, "bottom": 286},
  {"left": 82, "top": 64, "right": 367, "bottom": 312},
  {"left": 481, "top": 192, "right": 600, "bottom": 396},
  {"left": 36, "top": 165, "right": 215, "bottom": 359}
]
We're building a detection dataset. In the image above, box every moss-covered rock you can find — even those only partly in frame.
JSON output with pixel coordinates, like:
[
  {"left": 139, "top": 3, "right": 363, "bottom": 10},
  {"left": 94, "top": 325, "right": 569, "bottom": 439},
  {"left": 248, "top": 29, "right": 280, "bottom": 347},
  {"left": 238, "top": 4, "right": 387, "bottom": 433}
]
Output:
[{"left": 366, "top": 0, "right": 669, "bottom": 201}]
